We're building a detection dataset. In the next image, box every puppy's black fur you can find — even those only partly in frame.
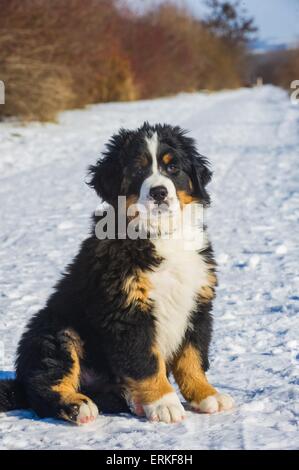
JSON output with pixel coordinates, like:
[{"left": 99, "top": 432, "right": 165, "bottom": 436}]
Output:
[{"left": 0, "top": 123, "right": 216, "bottom": 423}]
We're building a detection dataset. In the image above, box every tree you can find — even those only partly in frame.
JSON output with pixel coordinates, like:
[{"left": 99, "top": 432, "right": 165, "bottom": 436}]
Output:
[{"left": 203, "top": 0, "right": 257, "bottom": 45}]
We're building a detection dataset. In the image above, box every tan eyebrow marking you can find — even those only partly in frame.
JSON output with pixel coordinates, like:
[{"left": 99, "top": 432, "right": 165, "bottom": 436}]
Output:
[
  {"left": 140, "top": 155, "right": 149, "bottom": 167},
  {"left": 136, "top": 154, "right": 149, "bottom": 168},
  {"left": 162, "top": 153, "right": 173, "bottom": 165}
]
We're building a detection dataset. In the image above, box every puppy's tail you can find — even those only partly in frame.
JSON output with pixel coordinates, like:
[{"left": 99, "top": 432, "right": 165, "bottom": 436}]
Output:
[{"left": 0, "top": 379, "right": 28, "bottom": 412}]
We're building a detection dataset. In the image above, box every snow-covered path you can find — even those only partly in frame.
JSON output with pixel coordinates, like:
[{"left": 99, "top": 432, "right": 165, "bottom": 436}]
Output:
[{"left": 0, "top": 86, "right": 298, "bottom": 449}]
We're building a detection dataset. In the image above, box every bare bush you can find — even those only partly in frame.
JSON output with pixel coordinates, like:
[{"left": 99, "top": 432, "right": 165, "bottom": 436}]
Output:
[
  {"left": 250, "top": 47, "right": 299, "bottom": 90},
  {"left": 0, "top": 0, "right": 252, "bottom": 122}
]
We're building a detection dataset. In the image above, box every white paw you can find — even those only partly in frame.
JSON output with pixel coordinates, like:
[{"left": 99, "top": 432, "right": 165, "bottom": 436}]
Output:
[
  {"left": 143, "top": 392, "right": 186, "bottom": 424},
  {"left": 192, "top": 393, "right": 234, "bottom": 414},
  {"left": 76, "top": 400, "right": 99, "bottom": 425}
]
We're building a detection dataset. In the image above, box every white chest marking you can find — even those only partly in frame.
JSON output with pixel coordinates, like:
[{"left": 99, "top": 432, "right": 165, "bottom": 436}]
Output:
[{"left": 148, "top": 238, "right": 209, "bottom": 360}]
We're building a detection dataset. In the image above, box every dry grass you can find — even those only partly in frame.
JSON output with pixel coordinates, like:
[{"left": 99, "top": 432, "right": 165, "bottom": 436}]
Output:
[
  {"left": 1, "top": 54, "right": 75, "bottom": 122},
  {"left": 0, "top": 0, "right": 137, "bottom": 121}
]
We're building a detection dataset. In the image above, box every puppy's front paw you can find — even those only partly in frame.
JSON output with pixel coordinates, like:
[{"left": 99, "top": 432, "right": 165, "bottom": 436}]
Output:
[
  {"left": 61, "top": 397, "right": 99, "bottom": 425},
  {"left": 76, "top": 400, "right": 99, "bottom": 425},
  {"left": 192, "top": 393, "right": 234, "bottom": 414},
  {"left": 143, "top": 392, "right": 186, "bottom": 424}
]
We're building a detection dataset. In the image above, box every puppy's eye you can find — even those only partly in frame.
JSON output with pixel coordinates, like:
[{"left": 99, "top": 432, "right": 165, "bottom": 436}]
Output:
[
  {"left": 167, "top": 164, "right": 178, "bottom": 175},
  {"left": 136, "top": 168, "right": 145, "bottom": 176}
]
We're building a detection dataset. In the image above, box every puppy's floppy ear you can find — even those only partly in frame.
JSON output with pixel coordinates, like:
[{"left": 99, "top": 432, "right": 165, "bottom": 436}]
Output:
[
  {"left": 191, "top": 156, "right": 212, "bottom": 206},
  {"left": 173, "top": 126, "right": 212, "bottom": 206},
  {"left": 88, "top": 154, "right": 122, "bottom": 205},
  {"left": 88, "top": 129, "right": 132, "bottom": 205}
]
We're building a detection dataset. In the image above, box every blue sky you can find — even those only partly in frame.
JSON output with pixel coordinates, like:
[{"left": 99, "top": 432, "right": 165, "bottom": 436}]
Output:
[{"left": 127, "top": 0, "right": 299, "bottom": 47}]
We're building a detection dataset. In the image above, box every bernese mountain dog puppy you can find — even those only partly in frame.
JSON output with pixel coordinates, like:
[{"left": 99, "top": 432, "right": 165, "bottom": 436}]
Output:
[{"left": 0, "top": 123, "right": 234, "bottom": 424}]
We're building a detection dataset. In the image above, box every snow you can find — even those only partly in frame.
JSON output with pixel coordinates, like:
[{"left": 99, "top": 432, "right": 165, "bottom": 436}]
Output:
[{"left": 0, "top": 85, "right": 298, "bottom": 449}]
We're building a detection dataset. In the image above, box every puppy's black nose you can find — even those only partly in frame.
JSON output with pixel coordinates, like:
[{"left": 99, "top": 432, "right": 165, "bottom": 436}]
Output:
[{"left": 150, "top": 185, "right": 168, "bottom": 203}]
